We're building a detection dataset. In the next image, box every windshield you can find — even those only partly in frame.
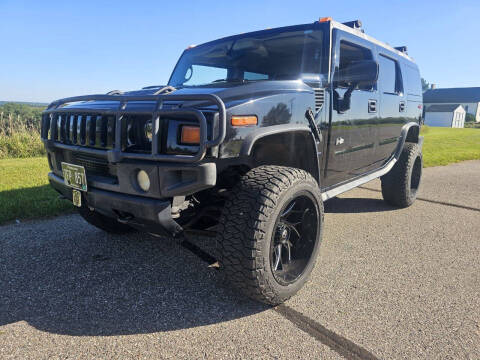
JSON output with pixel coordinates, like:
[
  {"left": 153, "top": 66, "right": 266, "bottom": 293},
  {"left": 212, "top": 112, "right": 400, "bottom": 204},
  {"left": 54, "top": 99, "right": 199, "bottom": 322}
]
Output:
[{"left": 168, "top": 28, "right": 326, "bottom": 87}]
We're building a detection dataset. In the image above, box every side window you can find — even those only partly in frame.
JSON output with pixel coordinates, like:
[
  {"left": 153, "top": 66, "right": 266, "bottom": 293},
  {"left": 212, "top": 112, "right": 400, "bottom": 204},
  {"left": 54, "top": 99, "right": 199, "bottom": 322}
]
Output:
[
  {"left": 403, "top": 64, "right": 422, "bottom": 96},
  {"left": 378, "top": 55, "right": 403, "bottom": 95},
  {"left": 338, "top": 41, "right": 374, "bottom": 91}
]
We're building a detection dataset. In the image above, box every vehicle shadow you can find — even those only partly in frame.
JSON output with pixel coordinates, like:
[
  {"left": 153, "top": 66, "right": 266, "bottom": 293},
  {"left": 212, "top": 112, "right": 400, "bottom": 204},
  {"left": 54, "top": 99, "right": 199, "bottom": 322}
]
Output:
[
  {"left": 0, "top": 184, "right": 73, "bottom": 224},
  {"left": 324, "top": 196, "right": 396, "bottom": 213},
  {"left": 0, "top": 215, "right": 267, "bottom": 336}
]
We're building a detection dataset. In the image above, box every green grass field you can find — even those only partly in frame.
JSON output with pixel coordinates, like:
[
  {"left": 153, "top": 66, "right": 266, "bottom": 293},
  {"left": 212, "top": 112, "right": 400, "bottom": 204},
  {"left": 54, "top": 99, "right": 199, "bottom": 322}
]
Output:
[
  {"left": 0, "top": 126, "right": 478, "bottom": 224},
  {"left": 0, "top": 157, "right": 73, "bottom": 224},
  {"left": 421, "top": 126, "right": 480, "bottom": 167}
]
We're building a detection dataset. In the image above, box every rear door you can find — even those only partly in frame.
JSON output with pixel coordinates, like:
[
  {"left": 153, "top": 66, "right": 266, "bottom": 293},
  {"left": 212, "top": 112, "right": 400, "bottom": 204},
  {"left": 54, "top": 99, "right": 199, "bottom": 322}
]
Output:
[
  {"left": 375, "top": 52, "right": 406, "bottom": 162},
  {"left": 323, "top": 29, "right": 379, "bottom": 188}
]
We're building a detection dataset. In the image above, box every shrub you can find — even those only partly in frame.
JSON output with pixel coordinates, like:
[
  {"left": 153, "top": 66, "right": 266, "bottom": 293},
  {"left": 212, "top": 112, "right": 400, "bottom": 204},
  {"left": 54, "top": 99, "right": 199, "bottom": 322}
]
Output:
[
  {"left": 465, "top": 122, "right": 480, "bottom": 129},
  {"left": 0, "top": 103, "right": 46, "bottom": 159},
  {"left": 465, "top": 113, "right": 476, "bottom": 123},
  {"left": 0, "top": 129, "right": 45, "bottom": 159}
]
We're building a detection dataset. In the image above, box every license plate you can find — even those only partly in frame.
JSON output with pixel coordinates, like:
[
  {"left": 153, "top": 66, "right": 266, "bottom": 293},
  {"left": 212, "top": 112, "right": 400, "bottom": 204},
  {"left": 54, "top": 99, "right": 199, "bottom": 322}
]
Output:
[
  {"left": 61, "top": 162, "right": 87, "bottom": 191},
  {"left": 72, "top": 189, "right": 82, "bottom": 207}
]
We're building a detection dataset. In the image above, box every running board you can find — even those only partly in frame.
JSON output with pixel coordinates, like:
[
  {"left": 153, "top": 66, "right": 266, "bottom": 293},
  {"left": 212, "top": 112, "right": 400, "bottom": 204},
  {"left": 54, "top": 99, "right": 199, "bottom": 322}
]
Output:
[{"left": 321, "top": 158, "right": 397, "bottom": 201}]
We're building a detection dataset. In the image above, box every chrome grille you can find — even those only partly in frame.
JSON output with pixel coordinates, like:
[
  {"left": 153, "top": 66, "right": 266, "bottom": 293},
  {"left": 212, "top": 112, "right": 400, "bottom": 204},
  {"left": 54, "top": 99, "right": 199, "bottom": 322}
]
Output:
[{"left": 42, "top": 113, "right": 116, "bottom": 150}]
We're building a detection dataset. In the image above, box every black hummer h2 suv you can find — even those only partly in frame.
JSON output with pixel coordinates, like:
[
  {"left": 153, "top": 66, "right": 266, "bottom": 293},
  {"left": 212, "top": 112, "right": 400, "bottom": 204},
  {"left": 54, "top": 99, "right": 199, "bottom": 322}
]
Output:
[{"left": 42, "top": 18, "right": 423, "bottom": 305}]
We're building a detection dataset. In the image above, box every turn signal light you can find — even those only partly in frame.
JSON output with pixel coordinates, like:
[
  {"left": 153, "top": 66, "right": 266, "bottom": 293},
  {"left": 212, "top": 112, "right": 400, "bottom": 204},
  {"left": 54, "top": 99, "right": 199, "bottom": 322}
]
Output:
[
  {"left": 231, "top": 115, "right": 258, "bottom": 127},
  {"left": 181, "top": 125, "right": 200, "bottom": 144}
]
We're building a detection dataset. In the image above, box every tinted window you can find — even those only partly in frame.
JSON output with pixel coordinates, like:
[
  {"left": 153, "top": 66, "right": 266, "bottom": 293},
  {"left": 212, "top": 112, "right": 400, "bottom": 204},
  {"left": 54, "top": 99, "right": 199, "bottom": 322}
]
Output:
[
  {"left": 403, "top": 64, "right": 422, "bottom": 96},
  {"left": 379, "top": 55, "right": 403, "bottom": 94},
  {"left": 169, "top": 29, "right": 326, "bottom": 87},
  {"left": 338, "top": 41, "right": 374, "bottom": 90}
]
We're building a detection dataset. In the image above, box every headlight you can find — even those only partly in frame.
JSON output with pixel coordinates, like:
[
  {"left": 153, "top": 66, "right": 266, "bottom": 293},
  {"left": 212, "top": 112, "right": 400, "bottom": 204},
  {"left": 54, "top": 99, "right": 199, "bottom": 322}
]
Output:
[
  {"left": 137, "top": 170, "right": 150, "bottom": 192},
  {"left": 144, "top": 120, "right": 153, "bottom": 142}
]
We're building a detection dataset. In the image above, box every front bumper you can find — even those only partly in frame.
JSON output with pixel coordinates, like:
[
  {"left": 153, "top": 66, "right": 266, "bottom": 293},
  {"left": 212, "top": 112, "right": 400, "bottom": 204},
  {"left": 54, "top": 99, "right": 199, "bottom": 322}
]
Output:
[{"left": 49, "top": 172, "right": 185, "bottom": 236}]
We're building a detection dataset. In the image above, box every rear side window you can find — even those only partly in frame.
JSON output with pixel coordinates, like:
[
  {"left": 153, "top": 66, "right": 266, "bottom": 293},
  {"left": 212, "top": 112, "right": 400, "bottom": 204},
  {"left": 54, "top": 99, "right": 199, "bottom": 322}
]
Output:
[
  {"left": 378, "top": 55, "right": 403, "bottom": 95},
  {"left": 403, "top": 64, "right": 422, "bottom": 97},
  {"left": 338, "top": 41, "right": 374, "bottom": 90}
]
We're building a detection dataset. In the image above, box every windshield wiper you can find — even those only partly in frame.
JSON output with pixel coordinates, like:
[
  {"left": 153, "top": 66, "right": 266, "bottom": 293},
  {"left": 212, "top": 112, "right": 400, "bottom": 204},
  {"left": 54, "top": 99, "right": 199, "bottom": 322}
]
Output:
[{"left": 211, "top": 78, "right": 262, "bottom": 84}]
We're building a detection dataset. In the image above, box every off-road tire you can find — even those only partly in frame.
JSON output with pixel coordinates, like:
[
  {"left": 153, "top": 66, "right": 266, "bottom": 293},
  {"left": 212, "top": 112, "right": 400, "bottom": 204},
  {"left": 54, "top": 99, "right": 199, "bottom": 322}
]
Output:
[
  {"left": 217, "top": 165, "right": 324, "bottom": 305},
  {"left": 381, "top": 142, "right": 423, "bottom": 208},
  {"left": 77, "top": 206, "right": 134, "bottom": 234}
]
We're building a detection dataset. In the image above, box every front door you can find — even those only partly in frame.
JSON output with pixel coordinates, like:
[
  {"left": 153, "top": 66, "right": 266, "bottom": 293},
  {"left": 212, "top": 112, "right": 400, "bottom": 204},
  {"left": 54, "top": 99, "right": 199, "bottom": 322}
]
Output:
[{"left": 323, "top": 29, "right": 380, "bottom": 188}]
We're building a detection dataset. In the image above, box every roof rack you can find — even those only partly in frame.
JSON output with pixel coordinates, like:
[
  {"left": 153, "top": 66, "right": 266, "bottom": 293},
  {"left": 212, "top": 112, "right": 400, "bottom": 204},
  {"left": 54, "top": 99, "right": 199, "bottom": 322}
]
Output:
[
  {"left": 342, "top": 20, "right": 362, "bottom": 30},
  {"left": 394, "top": 46, "right": 408, "bottom": 54}
]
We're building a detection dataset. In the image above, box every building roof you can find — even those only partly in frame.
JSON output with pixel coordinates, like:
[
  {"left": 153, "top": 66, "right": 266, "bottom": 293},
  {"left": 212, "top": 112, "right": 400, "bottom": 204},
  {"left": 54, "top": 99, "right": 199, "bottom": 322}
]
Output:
[
  {"left": 423, "top": 87, "right": 480, "bottom": 103},
  {"left": 425, "top": 104, "right": 464, "bottom": 113}
]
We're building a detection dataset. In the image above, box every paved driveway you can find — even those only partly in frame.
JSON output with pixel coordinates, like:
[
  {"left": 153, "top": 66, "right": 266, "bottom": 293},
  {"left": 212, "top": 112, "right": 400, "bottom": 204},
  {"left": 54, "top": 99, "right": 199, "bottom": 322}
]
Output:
[{"left": 1, "top": 161, "right": 479, "bottom": 359}]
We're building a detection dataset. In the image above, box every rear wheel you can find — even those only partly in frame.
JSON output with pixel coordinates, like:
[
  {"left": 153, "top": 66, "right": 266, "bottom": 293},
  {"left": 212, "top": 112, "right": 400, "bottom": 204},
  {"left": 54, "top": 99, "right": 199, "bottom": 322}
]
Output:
[
  {"left": 77, "top": 206, "right": 134, "bottom": 234},
  {"left": 218, "top": 166, "right": 324, "bottom": 305},
  {"left": 381, "top": 142, "right": 423, "bottom": 208}
]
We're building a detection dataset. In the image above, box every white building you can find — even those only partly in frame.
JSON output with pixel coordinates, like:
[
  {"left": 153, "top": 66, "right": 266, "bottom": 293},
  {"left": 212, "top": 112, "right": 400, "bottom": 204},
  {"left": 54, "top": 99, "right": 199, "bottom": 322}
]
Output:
[
  {"left": 424, "top": 104, "right": 466, "bottom": 128},
  {"left": 423, "top": 87, "right": 480, "bottom": 122}
]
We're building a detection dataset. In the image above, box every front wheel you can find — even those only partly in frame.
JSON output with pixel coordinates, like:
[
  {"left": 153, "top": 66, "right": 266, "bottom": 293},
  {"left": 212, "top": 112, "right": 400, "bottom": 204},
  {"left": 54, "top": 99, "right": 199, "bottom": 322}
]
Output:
[{"left": 217, "top": 166, "right": 324, "bottom": 305}]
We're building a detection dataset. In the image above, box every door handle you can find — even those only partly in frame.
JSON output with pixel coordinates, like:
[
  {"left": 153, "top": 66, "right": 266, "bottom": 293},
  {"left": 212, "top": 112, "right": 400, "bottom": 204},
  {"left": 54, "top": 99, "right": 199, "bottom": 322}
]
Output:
[{"left": 368, "top": 99, "right": 377, "bottom": 113}]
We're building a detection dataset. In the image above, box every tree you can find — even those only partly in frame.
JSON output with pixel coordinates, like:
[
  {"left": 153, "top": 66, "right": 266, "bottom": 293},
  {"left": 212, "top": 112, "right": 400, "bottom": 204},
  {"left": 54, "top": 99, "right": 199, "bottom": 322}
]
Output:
[
  {"left": 0, "top": 102, "right": 44, "bottom": 134},
  {"left": 421, "top": 78, "right": 430, "bottom": 92},
  {"left": 465, "top": 113, "right": 476, "bottom": 123}
]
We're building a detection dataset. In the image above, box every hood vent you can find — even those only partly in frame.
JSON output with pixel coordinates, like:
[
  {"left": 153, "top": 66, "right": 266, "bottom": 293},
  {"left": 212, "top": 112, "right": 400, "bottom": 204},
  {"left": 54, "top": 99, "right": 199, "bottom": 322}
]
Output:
[{"left": 314, "top": 88, "right": 325, "bottom": 112}]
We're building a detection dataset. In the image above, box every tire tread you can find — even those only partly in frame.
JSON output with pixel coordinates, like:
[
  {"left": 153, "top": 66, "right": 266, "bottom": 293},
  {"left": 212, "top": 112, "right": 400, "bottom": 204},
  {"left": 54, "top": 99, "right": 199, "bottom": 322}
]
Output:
[{"left": 217, "top": 165, "right": 323, "bottom": 305}]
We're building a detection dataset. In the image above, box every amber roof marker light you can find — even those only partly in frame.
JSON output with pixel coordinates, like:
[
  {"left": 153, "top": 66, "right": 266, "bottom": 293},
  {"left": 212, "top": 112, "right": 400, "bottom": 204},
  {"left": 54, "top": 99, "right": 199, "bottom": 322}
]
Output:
[
  {"left": 319, "top": 17, "right": 332, "bottom": 23},
  {"left": 231, "top": 115, "right": 258, "bottom": 127}
]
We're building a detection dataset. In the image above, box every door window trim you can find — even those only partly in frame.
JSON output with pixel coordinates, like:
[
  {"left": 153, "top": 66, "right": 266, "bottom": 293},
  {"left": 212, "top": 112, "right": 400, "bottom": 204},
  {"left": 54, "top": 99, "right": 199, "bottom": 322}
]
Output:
[{"left": 333, "top": 31, "right": 377, "bottom": 93}]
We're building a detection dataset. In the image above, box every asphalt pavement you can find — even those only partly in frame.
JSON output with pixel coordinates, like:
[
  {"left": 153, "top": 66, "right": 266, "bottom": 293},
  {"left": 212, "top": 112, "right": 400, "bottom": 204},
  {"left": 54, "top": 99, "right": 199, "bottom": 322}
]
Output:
[{"left": 1, "top": 160, "right": 479, "bottom": 359}]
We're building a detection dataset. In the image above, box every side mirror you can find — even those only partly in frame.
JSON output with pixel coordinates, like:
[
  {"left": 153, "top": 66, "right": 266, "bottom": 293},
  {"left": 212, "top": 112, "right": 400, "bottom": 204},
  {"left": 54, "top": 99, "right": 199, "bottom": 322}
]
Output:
[
  {"left": 301, "top": 73, "right": 328, "bottom": 89},
  {"left": 333, "top": 60, "right": 378, "bottom": 113},
  {"left": 336, "top": 60, "right": 379, "bottom": 89}
]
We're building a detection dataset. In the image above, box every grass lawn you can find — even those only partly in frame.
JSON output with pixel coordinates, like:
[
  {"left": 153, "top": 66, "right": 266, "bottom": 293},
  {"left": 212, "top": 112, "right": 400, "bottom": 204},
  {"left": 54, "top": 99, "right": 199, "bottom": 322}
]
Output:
[
  {"left": 0, "top": 157, "right": 73, "bottom": 224},
  {"left": 421, "top": 126, "right": 480, "bottom": 167}
]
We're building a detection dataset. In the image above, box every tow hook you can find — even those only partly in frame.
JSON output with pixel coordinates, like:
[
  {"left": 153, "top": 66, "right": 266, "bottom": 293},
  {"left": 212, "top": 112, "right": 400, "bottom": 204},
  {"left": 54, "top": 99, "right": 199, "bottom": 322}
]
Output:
[{"left": 117, "top": 213, "right": 134, "bottom": 224}]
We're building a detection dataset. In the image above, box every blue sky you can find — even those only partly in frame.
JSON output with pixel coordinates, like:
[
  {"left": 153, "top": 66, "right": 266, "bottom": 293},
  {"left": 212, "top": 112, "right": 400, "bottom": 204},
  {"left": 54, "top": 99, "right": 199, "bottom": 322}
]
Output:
[{"left": 1, "top": 0, "right": 479, "bottom": 103}]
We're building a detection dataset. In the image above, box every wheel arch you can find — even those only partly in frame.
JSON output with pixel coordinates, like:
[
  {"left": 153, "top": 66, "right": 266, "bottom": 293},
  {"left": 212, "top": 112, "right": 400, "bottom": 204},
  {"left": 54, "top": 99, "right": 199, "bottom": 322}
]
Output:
[
  {"left": 240, "top": 124, "right": 320, "bottom": 184},
  {"left": 394, "top": 122, "right": 422, "bottom": 160}
]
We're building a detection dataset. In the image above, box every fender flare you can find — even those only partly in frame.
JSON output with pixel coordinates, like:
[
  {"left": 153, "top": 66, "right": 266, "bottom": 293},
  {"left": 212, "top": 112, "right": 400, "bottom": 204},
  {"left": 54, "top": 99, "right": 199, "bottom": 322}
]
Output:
[
  {"left": 240, "top": 124, "right": 316, "bottom": 156},
  {"left": 393, "top": 122, "right": 422, "bottom": 160},
  {"left": 239, "top": 124, "right": 320, "bottom": 183}
]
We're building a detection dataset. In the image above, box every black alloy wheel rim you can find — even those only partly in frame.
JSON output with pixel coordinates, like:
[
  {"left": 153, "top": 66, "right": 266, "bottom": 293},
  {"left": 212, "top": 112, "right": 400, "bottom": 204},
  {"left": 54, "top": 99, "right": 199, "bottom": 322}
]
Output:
[{"left": 270, "top": 193, "right": 319, "bottom": 285}]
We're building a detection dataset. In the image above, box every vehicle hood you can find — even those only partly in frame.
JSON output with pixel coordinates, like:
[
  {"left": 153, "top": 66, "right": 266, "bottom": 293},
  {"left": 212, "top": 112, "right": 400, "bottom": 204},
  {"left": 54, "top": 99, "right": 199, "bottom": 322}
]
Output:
[{"left": 57, "top": 80, "right": 313, "bottom": 112}]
